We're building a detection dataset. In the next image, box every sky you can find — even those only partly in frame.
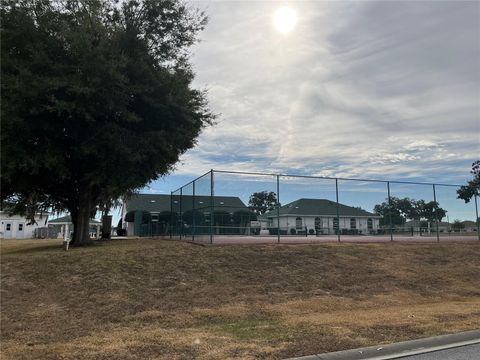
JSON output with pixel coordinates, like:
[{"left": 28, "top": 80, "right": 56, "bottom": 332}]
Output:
[{"left": 117, "top": 0, "right": 480, "bottom": 222}]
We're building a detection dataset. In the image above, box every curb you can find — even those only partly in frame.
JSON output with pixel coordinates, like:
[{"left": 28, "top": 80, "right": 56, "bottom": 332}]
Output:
[{"left": 286, "top": 329, "right": 480, "bottom": 360}]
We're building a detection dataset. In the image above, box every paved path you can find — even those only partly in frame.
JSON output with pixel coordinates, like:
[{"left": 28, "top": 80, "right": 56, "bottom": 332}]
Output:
[{"left": 401, "top": 343, "right": 480, "bottom": 360}]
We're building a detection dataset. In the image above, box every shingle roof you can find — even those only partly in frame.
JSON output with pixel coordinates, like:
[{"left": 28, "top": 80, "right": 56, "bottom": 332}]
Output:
[
  {"left": 49, "top": 215, "right": 101, "bottom": 224},
  {"left": 265, "top": 198, "right": 379, "bottom": 217},
  {"left": 126, "top": 194, "right": 248, "bottom": 213}
]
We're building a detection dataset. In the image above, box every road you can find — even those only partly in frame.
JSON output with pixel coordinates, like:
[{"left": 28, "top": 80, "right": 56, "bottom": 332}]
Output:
[
  {"left": 288, "top": 330, "right": 480, "bottom": 360},
  {"left": 401, "top": 343, "right": 480, "bottom": 360}
]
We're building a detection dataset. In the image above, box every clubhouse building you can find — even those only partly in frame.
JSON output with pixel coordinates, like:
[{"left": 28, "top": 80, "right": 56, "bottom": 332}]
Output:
[{"left": 122, "top": 194, "right": 381, "bottom": 236}]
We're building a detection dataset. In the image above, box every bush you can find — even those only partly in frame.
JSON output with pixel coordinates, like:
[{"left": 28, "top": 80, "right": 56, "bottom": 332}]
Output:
[
  {"left": 290, "top": 228, "right": 296, "bottom": 235},
  {"left": 268, "top": 228, "right": 287, "bottom": 235},
  {"left": 309, "top": 229, "right": 315, "bottom": 235}
]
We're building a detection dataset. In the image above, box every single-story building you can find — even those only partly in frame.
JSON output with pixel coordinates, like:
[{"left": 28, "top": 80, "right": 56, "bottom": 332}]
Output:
[
  {"left": 261, "top": 198, "right": 381, "bottom": 235},
  {"left": 48, "top": 215, "right": 102, "bottom": 239},
  {"left": 122, "top": 194, "right": 253, "bottom": 236},
  {"left": 461, "top": 220, "right": 478, "bottom": 232},
  {"left": 398, "top": 220, "right": 479, "bottom": 234},
  {"left": 400, "top": 220, "right": 450, "bottom": 234},
  {"left": 0, "top": 211, "right": 49, "bottom": 239}
]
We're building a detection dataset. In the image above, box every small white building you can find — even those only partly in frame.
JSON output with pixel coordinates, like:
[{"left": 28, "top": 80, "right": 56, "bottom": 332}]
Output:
[
  {"left": 48, "top": 215, "right": 102, "bottom": 239},
  {"left": 0, "top": 211, "right": 49, "bottom": 239},
  {"left": 261, "top": 198, "right": 381, "bottom": 235},
  {"left": 401, "top": 220, "right": 451, "bottom": 234},
  {"left": 461, "top": 220, "right": 478, "bottom": 233}
]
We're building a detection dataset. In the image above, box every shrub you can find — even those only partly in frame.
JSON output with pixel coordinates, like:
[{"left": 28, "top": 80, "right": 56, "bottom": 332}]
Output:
[{"left": 268, "top": 228, "right": 289, "bottom": 235}]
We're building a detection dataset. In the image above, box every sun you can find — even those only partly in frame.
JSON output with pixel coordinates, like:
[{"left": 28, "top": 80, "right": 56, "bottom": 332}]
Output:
[{"left": 273, "top": 6, "right": 297, "bottom": 34}]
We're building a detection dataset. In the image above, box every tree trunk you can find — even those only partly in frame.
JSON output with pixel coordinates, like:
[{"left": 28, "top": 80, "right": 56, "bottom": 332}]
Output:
[
  {"left": 70, "top": 191, "right": 95, "bottom": 246},
  {"left": 101, "top": 215, "right": 112, "bottom": 239}
]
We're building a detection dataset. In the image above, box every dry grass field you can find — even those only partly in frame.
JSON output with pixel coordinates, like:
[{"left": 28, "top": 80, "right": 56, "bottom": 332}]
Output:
[{"left": 1, "top": 239, "right": 479, "bottom": 359}]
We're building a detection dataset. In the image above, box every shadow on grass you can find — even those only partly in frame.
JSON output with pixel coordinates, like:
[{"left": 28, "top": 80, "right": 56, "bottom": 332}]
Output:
[{"left": 1, "top": 243, "right": 64, "bottom": 256}]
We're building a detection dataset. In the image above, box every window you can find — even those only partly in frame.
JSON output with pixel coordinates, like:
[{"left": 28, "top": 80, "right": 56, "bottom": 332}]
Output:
[
  {"left": 6, "top": 224, "right": 11, "bottom": 231},
  {"left": 333, "top": 218, "right": 339, "bottom": 230},
  {"left": 350, "top": 218, "right": 356, "bottom": 229},
  {"left": 295, "top": 217, "right": 303, "bottom": 230},
  {"left": 367, "top": 218, "right": 373, "bottom": 230},
  {"left": 18, "top": 223, "right": 24, "bottom": 231},
  {"left": 314, "top": 217, "right": 322, "bottom": 230}
]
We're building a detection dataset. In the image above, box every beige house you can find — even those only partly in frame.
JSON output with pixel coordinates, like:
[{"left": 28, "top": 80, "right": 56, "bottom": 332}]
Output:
[{"left": 262, "top": 198, "right": 381, "bottom": 235}]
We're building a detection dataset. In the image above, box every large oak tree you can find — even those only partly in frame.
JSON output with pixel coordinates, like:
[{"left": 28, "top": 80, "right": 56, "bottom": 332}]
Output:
[{"left": 1, "top": 0, "right": 214, "bottom": 245}]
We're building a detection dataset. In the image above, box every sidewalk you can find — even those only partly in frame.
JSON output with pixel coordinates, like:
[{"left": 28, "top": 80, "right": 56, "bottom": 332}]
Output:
[{"left": 287, "top": 329, "right": 480, "bottom": 360}]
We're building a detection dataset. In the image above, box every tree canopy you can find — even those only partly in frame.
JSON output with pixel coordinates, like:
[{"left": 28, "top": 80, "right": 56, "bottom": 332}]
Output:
[
  {"left": 1, "top": 0, "right": 214, "bottom": 245},
  {"left": 248, "top": 191, "right": 278, "bottom": 215},
  {"left": 451, "top": 220, "right": 465, "bottom": 232},
  {"left": 374, "top": 197, "right": 446, "bottom": 227},
  {"left": 457, "top": 160, "right": 480, "bottom": 203}
]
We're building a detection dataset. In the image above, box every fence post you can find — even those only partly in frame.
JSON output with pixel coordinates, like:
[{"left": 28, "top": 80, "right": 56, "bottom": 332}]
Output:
[
  {"left": 432, "top": 184, "right": 440, "bottom": 242},
  {"left": 335, "top": 178, "right": 340, "bottom": 242},
  {"left": 387, "top": 182, "right": 393, "bottom": 242},
  {"left": 210, "top": 169, "right": 214, "bottom": 244},
  {"left": 170, "top": 191, "right": 173, "bottom": 239},
  {"left": 179, "top": 187, "right": 183, "bottom": 240},
  {"left": 192, "top": 180, "right": 195, "bottom": 243},
  {"left": 277, "top": 175, "right": 280, "bottom": 243},
  {"left": 475, "top": 194, "right": 480, "bottom": 241}
]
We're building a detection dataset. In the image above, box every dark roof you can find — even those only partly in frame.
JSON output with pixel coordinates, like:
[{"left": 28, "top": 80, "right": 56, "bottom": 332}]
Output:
[
  {"left": 49, "top": 215, "right": 101, "bottom": 224},
  {"left": 125, "top": 194, "right": 248, "bottom": 213},
  {"left": 265, "top": 198, "right": 378, "bottom": 218},
  {"left": 126, "top": 194, "right": 171, "bottom": 213}
]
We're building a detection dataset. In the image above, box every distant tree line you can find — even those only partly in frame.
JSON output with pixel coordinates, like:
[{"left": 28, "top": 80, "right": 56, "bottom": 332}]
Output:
[{"left": 374, "top": 197, "right": 446, "bottom": 228}]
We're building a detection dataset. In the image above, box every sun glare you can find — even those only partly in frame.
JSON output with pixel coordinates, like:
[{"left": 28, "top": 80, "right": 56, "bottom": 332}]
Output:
[{"left": 273, "top": 6, "right": 297, "bottom": 34}]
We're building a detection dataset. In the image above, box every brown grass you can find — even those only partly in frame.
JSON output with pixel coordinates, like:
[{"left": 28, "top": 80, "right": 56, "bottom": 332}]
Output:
[{"left": 1, "top": 239, "right": 479, "bottom": 359}]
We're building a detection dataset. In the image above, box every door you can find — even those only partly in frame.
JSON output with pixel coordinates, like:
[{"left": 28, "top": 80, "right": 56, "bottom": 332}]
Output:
[
  {"left": 17, "top": 223, "right": 25, "bottom": 239},
  {"left": 4, "top": 222, "right": 13, "bottom": 239}
]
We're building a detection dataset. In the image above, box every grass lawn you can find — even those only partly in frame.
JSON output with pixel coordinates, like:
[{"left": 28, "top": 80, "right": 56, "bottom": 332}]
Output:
[{"left": 1, "top": 239, "right": 479, "bottom": 359}]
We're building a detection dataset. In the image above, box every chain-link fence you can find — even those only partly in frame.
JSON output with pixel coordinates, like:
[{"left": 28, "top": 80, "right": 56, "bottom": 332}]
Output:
[{"left": 169, "top": 170, "right": 479, "bottom": 244}]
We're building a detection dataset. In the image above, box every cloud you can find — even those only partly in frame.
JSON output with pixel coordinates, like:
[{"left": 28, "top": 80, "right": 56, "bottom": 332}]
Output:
[{"left": 157, "top": 1, "right": 479, "bottom": 188}]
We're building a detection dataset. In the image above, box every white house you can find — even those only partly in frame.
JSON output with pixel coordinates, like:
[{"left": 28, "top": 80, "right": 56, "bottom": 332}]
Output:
[
  {"left": 461, "top": 220, "right": 478, "bottom": 232},
  {"left": 0, "top": 211, "right": 49, "bottom": 239},
  {"left": 261, "top": 198, "right": 381, "bottom": 235},
  {"left": 48, "top": 215, "right": 102, "bottom": 239}
]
